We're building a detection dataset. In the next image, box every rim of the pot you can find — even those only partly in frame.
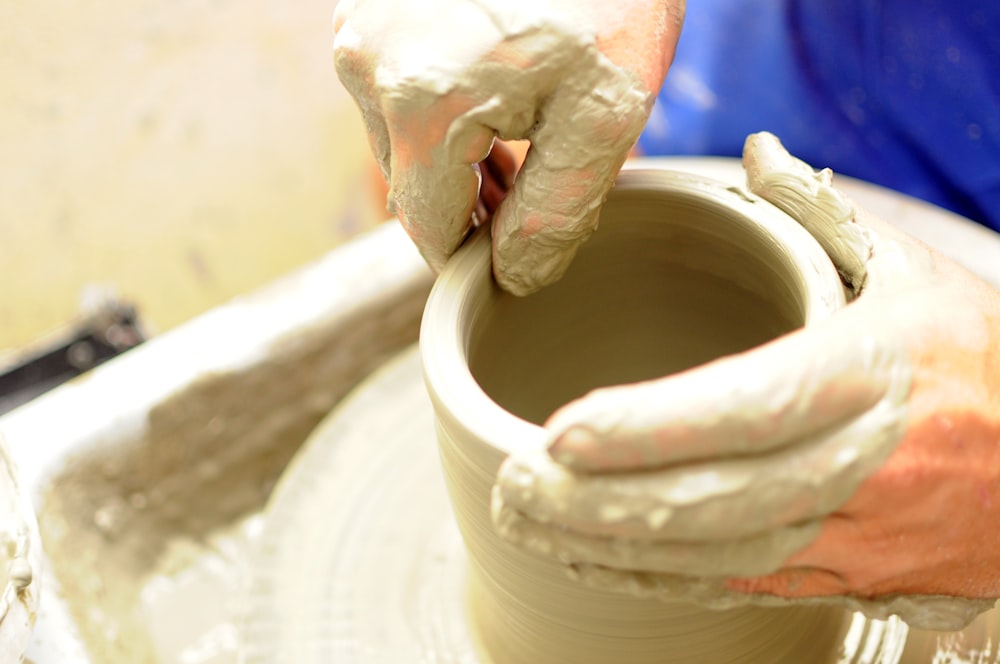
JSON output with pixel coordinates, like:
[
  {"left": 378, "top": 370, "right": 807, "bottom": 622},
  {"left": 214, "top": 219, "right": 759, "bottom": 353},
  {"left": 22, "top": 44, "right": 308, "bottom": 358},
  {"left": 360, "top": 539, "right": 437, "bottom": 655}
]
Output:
[{"left": 420, "top": 166, "right": 847, "bottom": 458}]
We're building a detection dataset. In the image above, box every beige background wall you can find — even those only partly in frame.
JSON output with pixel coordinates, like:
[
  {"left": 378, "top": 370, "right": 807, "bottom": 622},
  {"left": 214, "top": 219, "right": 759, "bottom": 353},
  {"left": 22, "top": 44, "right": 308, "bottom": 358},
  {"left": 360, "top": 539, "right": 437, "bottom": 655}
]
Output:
[{"left": 0, "top": 0, "right": 382, "bottom": 354}]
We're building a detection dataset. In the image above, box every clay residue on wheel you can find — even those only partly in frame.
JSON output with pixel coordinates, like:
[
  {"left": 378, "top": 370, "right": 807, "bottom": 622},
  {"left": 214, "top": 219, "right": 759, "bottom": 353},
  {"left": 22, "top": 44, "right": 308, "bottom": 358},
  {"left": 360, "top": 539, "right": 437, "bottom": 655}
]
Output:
[{"left": 38, "top": 286, "right": 427, "bottom": 663}]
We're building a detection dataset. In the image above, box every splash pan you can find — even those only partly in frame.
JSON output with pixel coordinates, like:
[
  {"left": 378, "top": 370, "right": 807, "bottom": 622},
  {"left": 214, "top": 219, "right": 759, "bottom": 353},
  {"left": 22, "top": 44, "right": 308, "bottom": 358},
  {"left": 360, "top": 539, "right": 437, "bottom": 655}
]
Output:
[{"left": 0, "top": 224, "right": 432, "bottom": 663}]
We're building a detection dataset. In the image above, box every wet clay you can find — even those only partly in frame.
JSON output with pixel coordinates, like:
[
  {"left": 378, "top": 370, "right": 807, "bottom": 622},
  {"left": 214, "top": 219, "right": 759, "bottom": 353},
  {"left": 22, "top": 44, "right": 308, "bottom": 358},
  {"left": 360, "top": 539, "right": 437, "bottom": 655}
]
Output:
[
  {"left": 31, "top": 247, "right": 430, "bottom": 663},
  {"left": 421, "top": 169, "right": 880, "bottom": 663},
  {"left": 0, "top": 436, "right": 42, "bottom": 663},
  {"left": 334, "top": 0, "right": 658, "bottom": 293}
]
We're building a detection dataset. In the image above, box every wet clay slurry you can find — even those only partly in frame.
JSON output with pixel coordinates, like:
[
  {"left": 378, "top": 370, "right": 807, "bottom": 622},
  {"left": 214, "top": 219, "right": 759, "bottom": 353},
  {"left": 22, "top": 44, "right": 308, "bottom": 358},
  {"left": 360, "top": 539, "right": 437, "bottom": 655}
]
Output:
[
  {"left": 421, "top": 168, "right": 876, "bottom": 663},
  {"left": 333, "top": 0, "right": 664, "bottom": 293}
]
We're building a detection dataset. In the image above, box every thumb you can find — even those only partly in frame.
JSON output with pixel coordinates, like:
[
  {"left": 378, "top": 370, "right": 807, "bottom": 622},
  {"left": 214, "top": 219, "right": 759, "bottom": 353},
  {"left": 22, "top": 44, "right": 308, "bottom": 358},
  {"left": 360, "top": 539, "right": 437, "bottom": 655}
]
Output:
[
  {"left": 742, "top": 132, "right": 873, "bottom": 295},
  {"left": 743, "top": 132, "right": 938, "bottom": 298}
]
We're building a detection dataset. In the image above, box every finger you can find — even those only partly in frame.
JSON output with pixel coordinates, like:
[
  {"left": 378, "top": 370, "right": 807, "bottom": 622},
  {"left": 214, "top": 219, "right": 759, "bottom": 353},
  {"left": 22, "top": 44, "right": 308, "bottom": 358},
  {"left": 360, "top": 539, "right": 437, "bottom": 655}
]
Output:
[
  {"left": 778, "top": 510, "right": 936, "bottom": 595},
  {"left": 727, "top": 567, "right": 851, "bottom": 598},
  {"left": 726, "top": 564, "right": 989, "bottom": 630},
  {"left": 547, "top": 306, "right": 911, "bottom": 473},
  {"left": 391, "top": 160, "right": 481, "bottom": 272},
  {"left": 567, "top": 563, "right": 729, "bottom": 604},
  {"left": 491, "top": 61, "right": 652, "bottom": 295},
  {"left": 385, "top": 101, "right": 497, "bottom": 271},
  {"left": 564, "top": 563, "right": 820, "bottom": 613},
  {"left": 743, "top": 134, "right": 941, "bottom": 299},
  {"left": 492, "top": 497, "right": 822, "bottom": 577},
  {"left": 499, "top": 377, "right": 908, "bottom": 543},
  {"left": 331, "top": 0, "right": 355, "bottom": 35},
  {"left": 484, "top": 140, "right": 520, "bottom": 190},
  {"left": 574, "top": 564, "right": 989, "bottom": 631},
  {"left": 479, "top": 141, "right": 526, "bottom": 221},
  {"left": 560, "top": 564, "right": 763, "bottom": 614},
  {"left": 742, "top": 132, "right": 872, "bottom": 295},
  {"left": 478, "top": 146, "right": 513, "bottom": 219},
  {"left": 333, "top": 35, "right": 394, "bottom": 182}
]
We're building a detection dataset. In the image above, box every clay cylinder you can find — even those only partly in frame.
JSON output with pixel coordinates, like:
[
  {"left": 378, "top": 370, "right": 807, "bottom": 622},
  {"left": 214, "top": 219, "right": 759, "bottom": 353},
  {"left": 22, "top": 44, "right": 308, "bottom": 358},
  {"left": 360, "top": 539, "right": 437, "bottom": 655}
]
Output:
[{"left": 420, "top": 168, "right": 887, "bottom": 663}]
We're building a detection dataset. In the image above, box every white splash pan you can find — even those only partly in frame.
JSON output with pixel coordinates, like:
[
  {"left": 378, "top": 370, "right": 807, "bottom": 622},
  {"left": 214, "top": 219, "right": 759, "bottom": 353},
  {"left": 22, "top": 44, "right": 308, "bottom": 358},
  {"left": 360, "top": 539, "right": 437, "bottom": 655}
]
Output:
[{"left": 1, "top": 158, "right": 998, "bottom": 663}]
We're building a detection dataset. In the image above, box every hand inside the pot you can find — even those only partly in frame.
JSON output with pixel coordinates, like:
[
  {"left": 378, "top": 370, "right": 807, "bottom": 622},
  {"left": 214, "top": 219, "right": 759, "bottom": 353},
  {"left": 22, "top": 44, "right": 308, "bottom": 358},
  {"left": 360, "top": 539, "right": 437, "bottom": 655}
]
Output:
[
  {"left": 492, "top": 131, "right": 1000, "bottom": 629},
  {"left": 333, "top": 0, "right": 683, "bottom": 295}
]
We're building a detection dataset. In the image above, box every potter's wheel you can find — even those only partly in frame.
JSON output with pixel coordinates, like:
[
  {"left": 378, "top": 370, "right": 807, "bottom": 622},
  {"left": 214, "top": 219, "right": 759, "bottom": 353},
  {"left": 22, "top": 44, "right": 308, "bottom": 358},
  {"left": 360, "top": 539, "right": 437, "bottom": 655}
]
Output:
[
  {"left": 241, "top": 349, "right": 478, "bottom": 663},
  {"left": 242, "top": 162, "right": 1000, "bottom": 664},
  {"left": 242, "top": 348, "right": 906, "bottom": 663}
]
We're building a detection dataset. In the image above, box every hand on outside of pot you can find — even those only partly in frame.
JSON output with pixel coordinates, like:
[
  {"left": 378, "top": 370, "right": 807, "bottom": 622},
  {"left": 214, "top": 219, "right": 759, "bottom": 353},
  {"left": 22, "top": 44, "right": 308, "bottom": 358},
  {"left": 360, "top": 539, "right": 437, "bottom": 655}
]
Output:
[
  {"left": 491, "top": 132, "right": 1000, "bottom": 628},
  {"left": 333, "top": 0, "right": 684, "bottom": 295}
]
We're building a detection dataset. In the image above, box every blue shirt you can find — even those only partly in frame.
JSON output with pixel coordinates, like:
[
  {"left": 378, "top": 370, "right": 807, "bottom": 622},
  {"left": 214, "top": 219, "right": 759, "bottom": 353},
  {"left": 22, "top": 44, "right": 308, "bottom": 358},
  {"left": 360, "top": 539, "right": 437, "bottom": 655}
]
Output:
[{"left": 638, "top": 0, "right": 1000, "bottom": 231}]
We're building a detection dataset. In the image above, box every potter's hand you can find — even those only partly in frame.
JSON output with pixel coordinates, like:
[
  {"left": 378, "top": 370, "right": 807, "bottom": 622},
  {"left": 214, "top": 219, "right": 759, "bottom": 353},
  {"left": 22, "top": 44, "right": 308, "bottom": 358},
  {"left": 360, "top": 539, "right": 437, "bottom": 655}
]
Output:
[
  {"left": 492, "top": 132, "right": 1000, "bottom": 629},
  {"left": 333, "top": 0, "right": 683, "bottom": 295}
]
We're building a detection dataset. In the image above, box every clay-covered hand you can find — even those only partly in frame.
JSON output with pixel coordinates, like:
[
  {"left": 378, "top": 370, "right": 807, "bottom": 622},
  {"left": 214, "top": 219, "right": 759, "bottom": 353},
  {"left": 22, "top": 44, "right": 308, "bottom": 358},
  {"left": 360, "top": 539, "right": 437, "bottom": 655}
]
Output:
[
  {"left": 333, "top": 0, "right": 684, "bottom": 295},
  {"left": 491, "top": 132, "right": 1000, "bottom": 629}
]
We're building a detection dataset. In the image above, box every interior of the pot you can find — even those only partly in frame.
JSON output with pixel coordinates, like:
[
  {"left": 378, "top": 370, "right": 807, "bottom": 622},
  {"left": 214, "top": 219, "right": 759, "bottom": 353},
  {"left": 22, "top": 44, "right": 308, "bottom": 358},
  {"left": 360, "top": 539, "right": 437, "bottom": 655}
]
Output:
[{"left": 469, "top": 181, "right": 812, "bottom": 426}]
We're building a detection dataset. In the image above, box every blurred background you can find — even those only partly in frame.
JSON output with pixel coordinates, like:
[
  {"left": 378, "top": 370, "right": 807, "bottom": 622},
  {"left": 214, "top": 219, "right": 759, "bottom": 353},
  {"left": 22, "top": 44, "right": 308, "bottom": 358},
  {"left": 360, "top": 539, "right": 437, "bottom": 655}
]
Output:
[{"left": 0, "top": 0, "right": 382, "bottom": 360}]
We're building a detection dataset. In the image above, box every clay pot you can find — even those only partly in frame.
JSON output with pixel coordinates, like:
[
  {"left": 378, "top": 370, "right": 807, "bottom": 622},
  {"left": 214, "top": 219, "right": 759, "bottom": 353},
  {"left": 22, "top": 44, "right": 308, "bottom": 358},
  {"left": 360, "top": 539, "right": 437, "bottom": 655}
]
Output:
[{"left": 420, "top": 168, "right": 900, "bottom": 663}]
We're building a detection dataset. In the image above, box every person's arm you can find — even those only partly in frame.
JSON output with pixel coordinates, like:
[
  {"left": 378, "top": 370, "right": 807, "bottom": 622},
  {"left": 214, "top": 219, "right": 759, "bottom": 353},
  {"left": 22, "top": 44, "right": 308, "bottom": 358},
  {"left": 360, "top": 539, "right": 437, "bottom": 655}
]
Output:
[
  {"left": 333, "top": 0, "right": 684, "bottom": 294},
  {"left": 492, "top": 132, "right": 1000, "bottom": 630}
]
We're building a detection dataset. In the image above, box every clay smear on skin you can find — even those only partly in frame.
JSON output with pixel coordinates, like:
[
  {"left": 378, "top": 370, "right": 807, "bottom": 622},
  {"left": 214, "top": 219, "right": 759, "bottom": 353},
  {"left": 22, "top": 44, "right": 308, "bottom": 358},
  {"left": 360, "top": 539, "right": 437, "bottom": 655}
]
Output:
[
  {"left": 490, "top": 135, "right": 996, "bottom": 631},
  {"left": 425, "top": 171, "right": 859, "bottom": 662},
  {"left": 334, "top": 0, "right": 652, "bottom": 291}
]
